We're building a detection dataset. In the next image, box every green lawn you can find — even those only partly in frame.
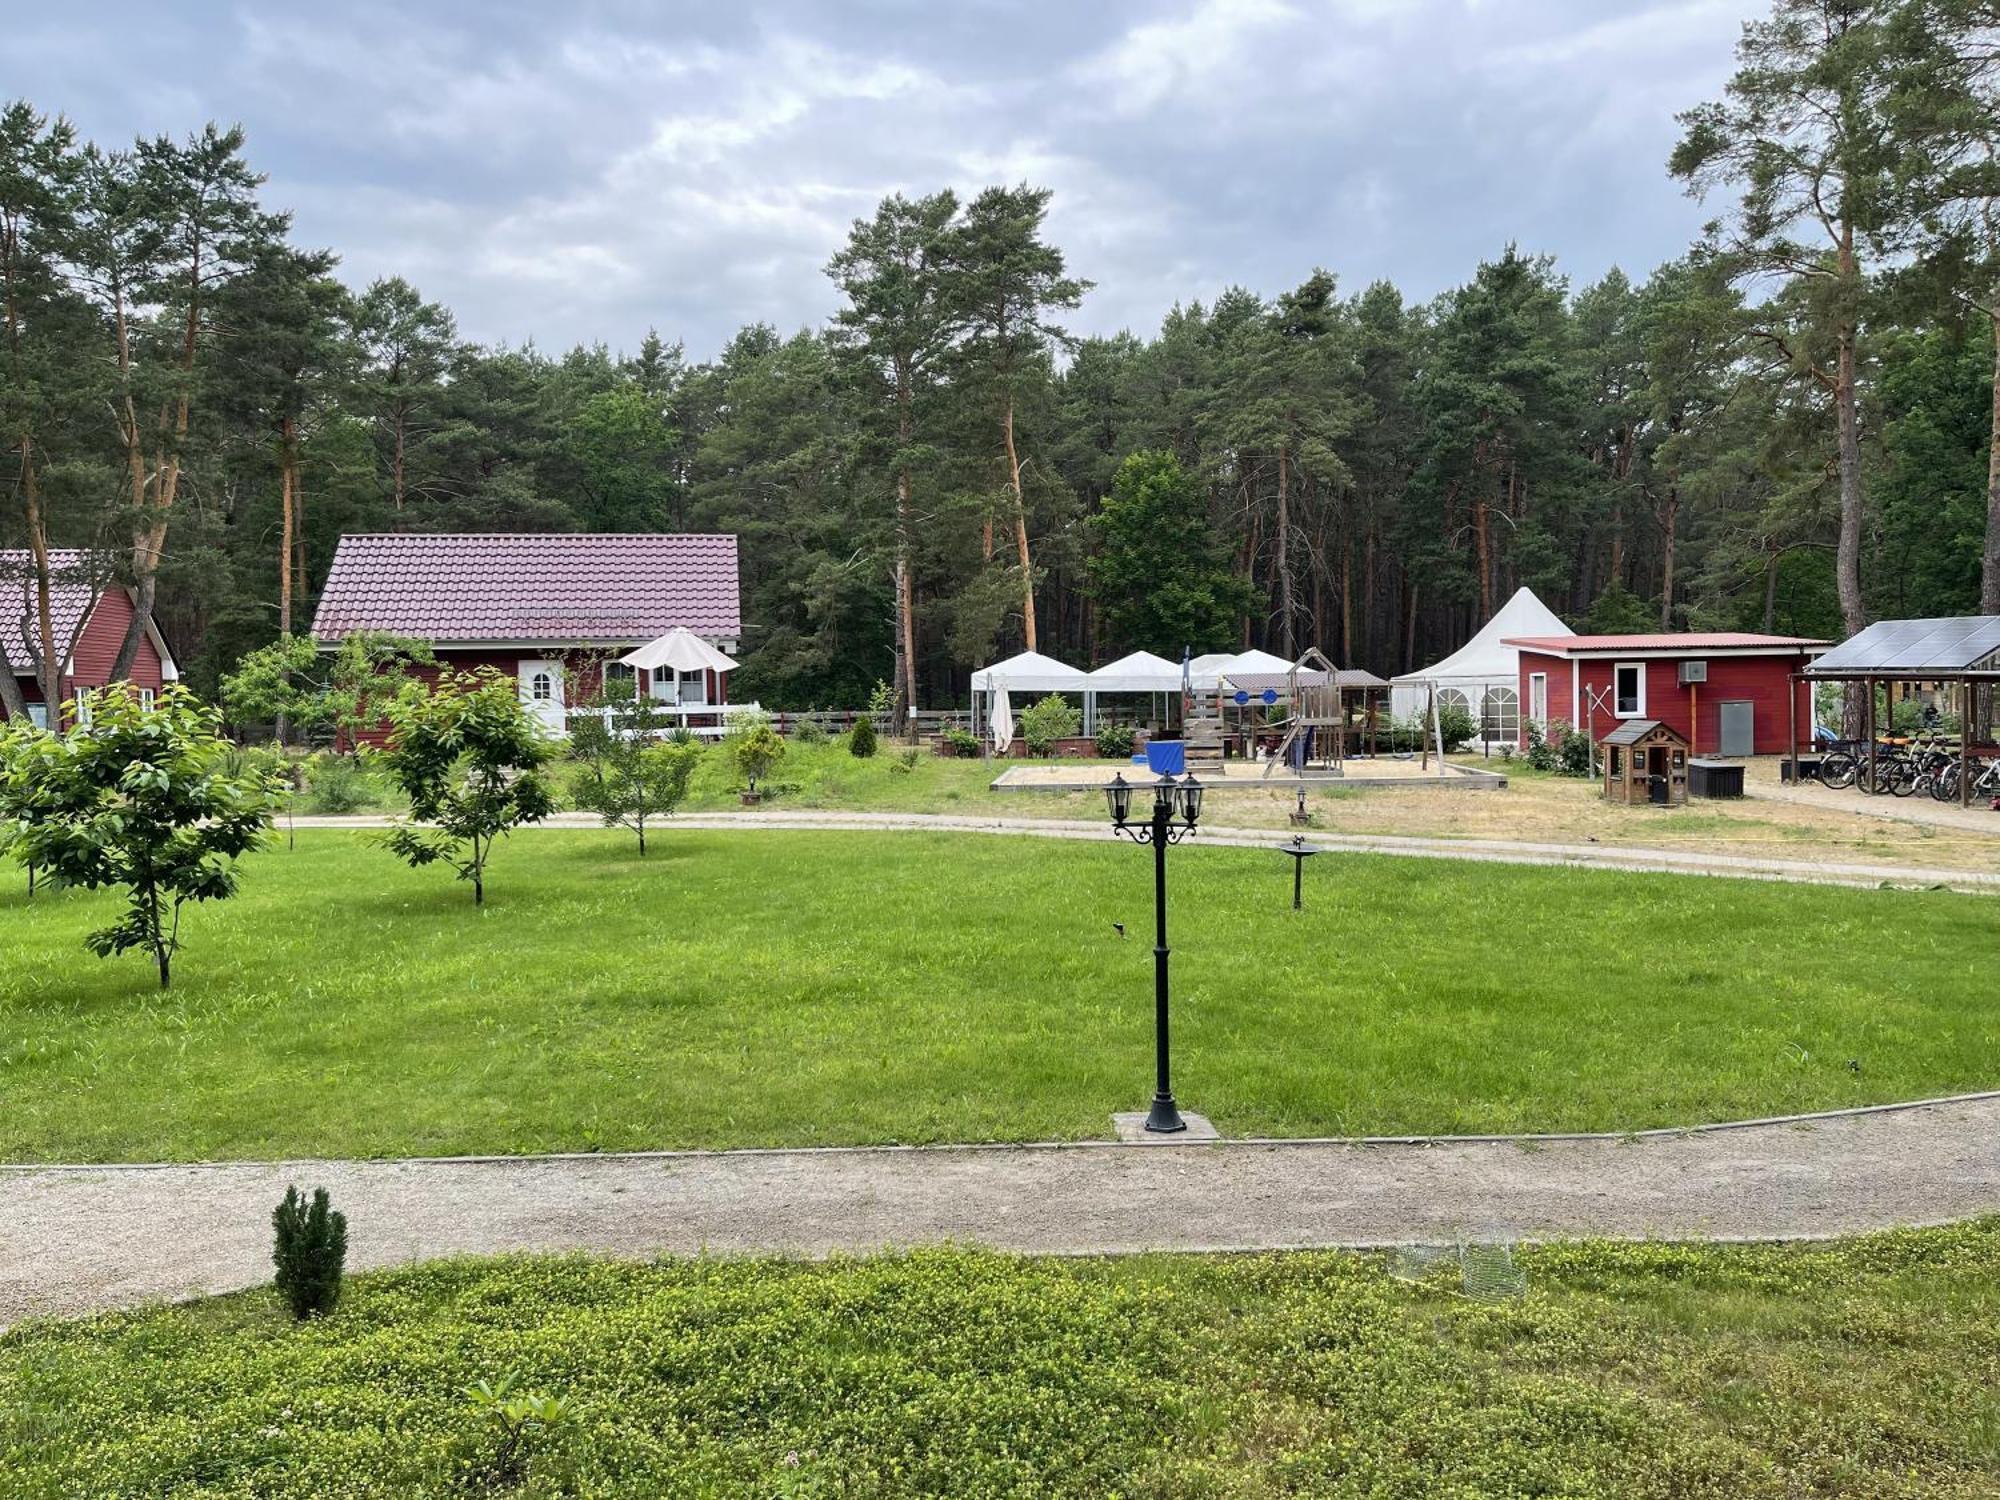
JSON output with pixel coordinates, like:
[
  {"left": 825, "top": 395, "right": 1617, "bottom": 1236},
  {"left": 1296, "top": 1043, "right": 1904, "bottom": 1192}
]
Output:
[
  {"left": 2, "top": 829, "right": 1994, "bottom": 1161},
  {"left": 5, "top": 1226, "right": 1999, "bottom": 1496}
]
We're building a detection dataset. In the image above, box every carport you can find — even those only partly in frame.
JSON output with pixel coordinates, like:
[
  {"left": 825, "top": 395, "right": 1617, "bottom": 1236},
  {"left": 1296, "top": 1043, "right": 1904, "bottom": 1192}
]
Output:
[{"left": 1797, "top": 617, "right": 2000, "bottom": 806}]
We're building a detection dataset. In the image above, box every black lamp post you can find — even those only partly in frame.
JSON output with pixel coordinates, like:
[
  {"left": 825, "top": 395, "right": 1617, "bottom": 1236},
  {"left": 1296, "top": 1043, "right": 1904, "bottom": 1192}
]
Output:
[{"left": 1105, "top": 770, "right": 1203, "bottom": 1133}]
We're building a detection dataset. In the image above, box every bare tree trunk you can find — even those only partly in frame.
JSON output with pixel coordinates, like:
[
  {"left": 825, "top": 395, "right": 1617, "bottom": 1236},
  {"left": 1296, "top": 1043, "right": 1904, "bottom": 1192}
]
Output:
[
  {"left": 1833, "top": 228, "right": 1867, "bottom": 640},
  {"left": 1002, "top": 393, "right": 1036, "bottom": 651},
  {"left": 1984, "top": 302, "right": 2000, "bottom": 615},
  {"left": 894, "top": 368, "right": 918, "bottom": 736},
  {"left": 1658, "top": 481, "right": 1678, "bottom": 630},
  {"left": 1763, "top": 544, "right": 1781, "bottom": 633},
  {"left": 1403, "top": 578, "right": 1419, "bottom": 673},
  {"left": 278, "top": 418, "right": 297, "bottom": 636},
  {"left": 1474, "top": 493, "right": 1493, "bottom": 622},
  {"left": 392, "top": 407, "right": 407, "bottom": 512},
  {"left": 1339, "top": 528, "right": 1354, "bottom": 664},
  {"left": 1275, "top": 443, "right": 1294, "bottom": 656}
]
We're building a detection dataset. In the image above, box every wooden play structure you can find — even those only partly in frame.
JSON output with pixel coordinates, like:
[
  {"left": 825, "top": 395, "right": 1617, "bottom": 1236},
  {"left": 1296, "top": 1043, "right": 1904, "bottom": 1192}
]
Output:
[
  {"left": 1599, "top": 718, "right": 1689, "bottom": 806},
  {"left": 1262, "top": 648, "right": 1347, "bottom": 777}
]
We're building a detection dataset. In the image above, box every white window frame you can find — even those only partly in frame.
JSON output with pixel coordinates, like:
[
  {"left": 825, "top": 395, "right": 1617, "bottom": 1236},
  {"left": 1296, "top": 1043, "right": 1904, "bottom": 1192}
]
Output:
[
  {"left": 26, "top": 703, "right": 48, "bottom": 730},
  {"left": 529, "top": 670, "right": 556, "bottom": 703},
  {"left": 136, "top": 688, "right": 155, "bottom": 711},
  {"left": 1613, "top": 661, "right": 1646, "bottom": 718},
  {"left": 1528, "top": 672, "right": 1548, "bottom": 726}
]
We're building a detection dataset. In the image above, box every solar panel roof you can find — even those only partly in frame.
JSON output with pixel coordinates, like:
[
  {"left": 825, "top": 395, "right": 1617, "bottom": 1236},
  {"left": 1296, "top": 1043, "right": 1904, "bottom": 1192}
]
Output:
[{"left": 1807, "top": 617, "right": 2000, "bottom": 674}]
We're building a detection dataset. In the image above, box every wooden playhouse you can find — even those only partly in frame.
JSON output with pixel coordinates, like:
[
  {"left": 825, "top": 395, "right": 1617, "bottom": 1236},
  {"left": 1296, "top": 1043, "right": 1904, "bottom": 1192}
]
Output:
[{"left": 1599, "top": 718, "right": 1690, "bottom": 806}]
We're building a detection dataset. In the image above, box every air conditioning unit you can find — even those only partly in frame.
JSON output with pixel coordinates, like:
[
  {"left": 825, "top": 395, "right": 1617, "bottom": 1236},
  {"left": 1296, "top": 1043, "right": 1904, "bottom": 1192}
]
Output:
[{"left": 1678, "top": 660, "right": 1708, "bottom": 685}]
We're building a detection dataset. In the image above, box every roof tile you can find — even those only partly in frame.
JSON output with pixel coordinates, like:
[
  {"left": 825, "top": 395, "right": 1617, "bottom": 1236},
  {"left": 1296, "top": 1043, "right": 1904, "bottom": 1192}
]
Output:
[{"left": 309, "top": 533, "right": 741, "bottom": 645}]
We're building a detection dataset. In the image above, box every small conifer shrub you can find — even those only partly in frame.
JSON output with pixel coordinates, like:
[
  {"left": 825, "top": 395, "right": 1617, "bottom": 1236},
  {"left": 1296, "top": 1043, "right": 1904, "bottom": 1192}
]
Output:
[
  {"left": 272, "top": 1185, "right": 348, "bottom": 1320},
  {"left": 849, "top": 715, "right": 878, "bottom": 758}
]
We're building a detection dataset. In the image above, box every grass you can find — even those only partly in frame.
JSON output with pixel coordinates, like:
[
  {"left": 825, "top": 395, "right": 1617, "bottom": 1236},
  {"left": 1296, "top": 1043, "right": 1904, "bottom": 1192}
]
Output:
[
  {"left": 5, "top": 1226, "right": 2000, "bottom": 1495},
  {"left": 2, "top": 829, "right": 1995, "bottom": 1161}
]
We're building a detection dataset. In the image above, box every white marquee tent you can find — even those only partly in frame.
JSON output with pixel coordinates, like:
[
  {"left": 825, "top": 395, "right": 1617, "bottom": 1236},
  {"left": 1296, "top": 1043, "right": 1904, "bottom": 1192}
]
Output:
[
  {"left": 1082, "top": 650, "right": 1182, "bottom": 731},
  {"left": 1389, "top": 586, "right": 1572, "bottom": 741},
  {"left": 971, "top": 650, "right": 1089, "bottom": 751},
  {"left": 1187, "top": 648, "right": 1295, "bottom": 691}
]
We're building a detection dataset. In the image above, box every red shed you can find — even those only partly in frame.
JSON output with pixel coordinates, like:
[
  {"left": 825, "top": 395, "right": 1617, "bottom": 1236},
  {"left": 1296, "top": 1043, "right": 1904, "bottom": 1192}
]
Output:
[
  {"left": 310, "top": 532, "right": 742, "bottom": 744},
  {"left": 1503, "top": 632, "right": 1827, "bottom": 757},
  {"left": 1, "top": 550, "right": 177, "bottom": 729}
]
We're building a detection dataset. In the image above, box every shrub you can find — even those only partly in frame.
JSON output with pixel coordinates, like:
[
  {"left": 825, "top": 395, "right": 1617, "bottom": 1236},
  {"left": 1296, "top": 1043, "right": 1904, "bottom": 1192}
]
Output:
[
  {"left": 466, "top": 1371, "right": 573, "bottom": 1492},
  {"left": 1437, "top": 703, "right": 1477, "bottom": 752},
  {"left": 791, "top": 716, "right": 826, "bottom": 746},
  {"left": 271, "top": 1185, "right": 347, "bottom": 1320},
  {"left": 1557, "top": 721, "right": 1594, "bottom": 777},
  {"left": 730, "top": 717, "right": 785, "bottom": 791},
  {"left": 1020, "top": 694, "right": 1081, "bottom": 757},
  {"left": 302, "top": 752, "right": 376, "bottom": 814},
  {"left": 1094, "top": 723, "right": 1136, "bottom": 759},
  {"left": 849, "top": 715, "right": 878, "bottom": 758},
  {"left": 1524, "top": 720, "right": 1559, "bottom": 773},
  {"left": 888, "top": 747, "right": 919, "bottom": 775},
  {"left": 942, "top": 726, "right": 982, "bottom": 756}
]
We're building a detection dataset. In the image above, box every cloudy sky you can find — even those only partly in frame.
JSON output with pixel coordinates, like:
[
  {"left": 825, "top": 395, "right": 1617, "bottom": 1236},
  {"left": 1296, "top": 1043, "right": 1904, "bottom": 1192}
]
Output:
[{"left": 7, "top": 0, "right": 1764, "bottom": 358}]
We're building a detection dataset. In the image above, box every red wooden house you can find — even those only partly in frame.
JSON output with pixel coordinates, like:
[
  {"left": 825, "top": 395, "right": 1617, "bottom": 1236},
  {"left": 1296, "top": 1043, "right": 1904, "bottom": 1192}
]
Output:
[
  {"left": 1504, "top": 632, "right": 1828, "bottom": 757},
  {"left": 1, "top": 550, "right": 178, "bottom": 729},
  {"left": 309, "top": 532, "right": 742, "bottom": 742}
]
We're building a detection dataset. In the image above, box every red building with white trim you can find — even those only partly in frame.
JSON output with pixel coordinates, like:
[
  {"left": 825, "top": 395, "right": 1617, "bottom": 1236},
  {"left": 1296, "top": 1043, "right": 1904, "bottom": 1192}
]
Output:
[
  {"left": 310, "top": 532, "right": 742, "bottom": 743},
  {"left": 1, "top": 550, "right": 178, "bottom": 728},
  {"left": 1504, "top": 632, "right": 1828, "bottom": 757}
]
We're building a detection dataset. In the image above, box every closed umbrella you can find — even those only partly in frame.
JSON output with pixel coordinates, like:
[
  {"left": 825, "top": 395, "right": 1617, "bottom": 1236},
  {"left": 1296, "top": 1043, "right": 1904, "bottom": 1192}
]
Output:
[{"left": 989, "top": 685, "right": 1015, "bottom": 755}]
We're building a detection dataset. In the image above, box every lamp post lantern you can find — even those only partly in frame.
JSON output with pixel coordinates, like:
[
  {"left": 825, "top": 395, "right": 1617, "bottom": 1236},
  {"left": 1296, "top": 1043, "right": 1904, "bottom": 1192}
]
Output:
[{"left": 1105, "top": 770, "right": 1202, "bottom": 1132}]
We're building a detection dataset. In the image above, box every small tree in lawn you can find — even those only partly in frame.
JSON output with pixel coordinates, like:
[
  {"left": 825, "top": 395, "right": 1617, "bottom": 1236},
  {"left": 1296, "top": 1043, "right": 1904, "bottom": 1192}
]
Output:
[
  {"left": 730, "top": 717, "right": 785, "bottom": 799},
  {"left": 569, "top": 699, "right": 700, "bottom": 856},
  {"left": 379, "top": 668, "right": 555, "bottom": 906},
  {"left": 271, "top": 1185, "right": 347, "bottom": 1320},
  {"left": 0, "top": 685, "right": 276, "bottom": 987}
]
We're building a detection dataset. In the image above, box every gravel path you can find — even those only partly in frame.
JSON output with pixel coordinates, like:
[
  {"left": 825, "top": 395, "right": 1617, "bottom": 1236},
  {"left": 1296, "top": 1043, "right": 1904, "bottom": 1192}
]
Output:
[
  {"left": 7, "top": 1095, "right": 2000, "bottom": 1326},
  {"left": 1749, "top": 778, "right": 2000, "bottom": 835},
  {"left": 290, "top": 809, "right": 2000, "bottom": 893}
]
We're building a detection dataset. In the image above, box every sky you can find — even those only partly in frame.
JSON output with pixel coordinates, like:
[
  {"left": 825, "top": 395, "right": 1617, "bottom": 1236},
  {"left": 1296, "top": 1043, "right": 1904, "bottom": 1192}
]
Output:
[{"left": 6, "top": 0, "right": 1767, "bottom": 359}]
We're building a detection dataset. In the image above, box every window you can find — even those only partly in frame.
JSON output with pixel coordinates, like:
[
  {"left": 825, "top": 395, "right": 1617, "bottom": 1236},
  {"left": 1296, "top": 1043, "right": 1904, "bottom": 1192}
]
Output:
[
  {"left": 604, "top": 661, "right": 635, "bottom": 690},
  {"left": 26, "top": 704, "right": 48, "bottom": 730},
  {"left": 1613, "top": 662, "right": 1645, "bottom": 717},
  {"left": 137, "top": 688, "right": 155, "bottom": 711},
  {"left": 1528, "top": 672, "right": 1548, "bottom": 725},
  {"left": 530, "top": 671, "right": 554, "bottom": 702},
  {"left": 677, "top": 669, "right": 707, "bottom": 706},
  {"left": 73, "top": 692, "right": 93, "bottom": 729},
  {"left": 1481, "top": 686, "right": 1519, "bottom": 742}
]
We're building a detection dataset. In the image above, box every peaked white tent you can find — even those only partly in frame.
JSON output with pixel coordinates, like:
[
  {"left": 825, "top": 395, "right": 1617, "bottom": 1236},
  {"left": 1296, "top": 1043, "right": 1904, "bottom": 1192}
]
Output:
[
  {"left": 1187, "top": 648, "right": 1296, "bottom": 690},
  {"left": 970, "top": 650, "right": 1088, "bottom": 694},
  {"left": 1083, "top": 650, "right": 1182, "bottom": 732},
  {"left": 1389, "top": 586, "right": 1573, "bottom": 741}
]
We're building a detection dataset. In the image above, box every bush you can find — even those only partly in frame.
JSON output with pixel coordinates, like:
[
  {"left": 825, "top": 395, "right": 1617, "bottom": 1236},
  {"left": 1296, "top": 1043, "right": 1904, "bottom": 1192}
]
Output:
[
  {"left": 849, "top": 715, "right": 878, "bottom": 758},
  {"left": 1524, "top": 720, "right": 1559, "bottom": 773},
  {"left": 1020, "top": 694, "right": 1081, "bottom": 757},
  {"left": 888, "top": 747, "right": 919, "bottom": 775},
  {"left": 1094, "top": 723, "right": 1136, "bottom": 759},
  {"left": 791, "top": 716, "right": 826, "bottom": 746},
  {"left": 271, "top": 1185, "right": 347, "bottom": 1320},
  {"left": 1437, "top": 704, "right": 1477, "bottom": 752},
  {"left": 1557, "top": 721, "right": 1594, "bottom": 777},
  {"left": 942, "top": 726, "right": 982, "bottom": 756},
  {"left": 730, "top": 717, "right": 785, "bottom": 790},
  {"left": 302, "top": 752, "right": 377, "bottom": 814}
]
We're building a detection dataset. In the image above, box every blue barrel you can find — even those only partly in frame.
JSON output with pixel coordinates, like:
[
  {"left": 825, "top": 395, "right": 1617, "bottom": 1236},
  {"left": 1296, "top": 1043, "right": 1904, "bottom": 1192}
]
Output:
[{"left": 1145, "top": 739, "right": 1187, "bottom": 776}]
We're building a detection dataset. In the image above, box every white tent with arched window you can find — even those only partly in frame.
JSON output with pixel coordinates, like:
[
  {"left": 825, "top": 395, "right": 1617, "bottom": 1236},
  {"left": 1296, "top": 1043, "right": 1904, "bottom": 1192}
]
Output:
[{"left": 1389, "top": 587, "right": 1573, "bottom": 743}]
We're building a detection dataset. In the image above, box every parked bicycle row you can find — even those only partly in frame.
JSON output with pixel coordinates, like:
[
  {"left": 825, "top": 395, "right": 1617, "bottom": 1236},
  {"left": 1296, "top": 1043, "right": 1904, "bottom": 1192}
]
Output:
[{"left": 1807, "top": 733, "right": 2000, "bottom": 804}]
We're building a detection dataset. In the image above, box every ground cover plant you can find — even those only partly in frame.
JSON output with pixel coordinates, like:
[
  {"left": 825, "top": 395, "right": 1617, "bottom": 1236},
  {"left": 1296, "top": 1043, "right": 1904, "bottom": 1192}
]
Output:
[
  {"left": 1, "top": 829, "right": 1994, "bottom": 1161},
  {"left": 3, "top": 1225, "right": 1998, "bottom": 1496}
]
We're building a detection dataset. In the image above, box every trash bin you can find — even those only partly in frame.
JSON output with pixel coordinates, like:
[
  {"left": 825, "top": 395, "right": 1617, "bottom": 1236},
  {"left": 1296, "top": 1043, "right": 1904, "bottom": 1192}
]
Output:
[
  {"left": 1648, "top": 774, "right": 1669, "bottom": 806},
  {"left": 1689, "top": 759, "right": 1745, "bottom": 798},
  {"left": 1145, "top": 739, "right": 1187, "bottom": 776}
]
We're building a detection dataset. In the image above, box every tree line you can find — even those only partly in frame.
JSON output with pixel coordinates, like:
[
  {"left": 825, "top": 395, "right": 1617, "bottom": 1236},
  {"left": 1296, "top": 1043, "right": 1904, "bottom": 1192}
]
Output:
[{"left": 5, "top": 0, "right": 2000, "bottom": 719}]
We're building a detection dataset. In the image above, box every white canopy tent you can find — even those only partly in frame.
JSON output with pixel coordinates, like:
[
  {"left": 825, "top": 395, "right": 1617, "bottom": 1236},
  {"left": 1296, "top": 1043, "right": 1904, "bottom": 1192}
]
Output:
[
  {"left": 1082, "top": 649, "right": 1182, "bottom": 732},
  {"left": 1389, "top": 586, "right": 1572, "bottom": 742},
  {"left": 970, "top": 650, "right": 1088, "bottom": 754},
  {"left": 1187, "top": 648, "right": 1295, "bottom": 690}
]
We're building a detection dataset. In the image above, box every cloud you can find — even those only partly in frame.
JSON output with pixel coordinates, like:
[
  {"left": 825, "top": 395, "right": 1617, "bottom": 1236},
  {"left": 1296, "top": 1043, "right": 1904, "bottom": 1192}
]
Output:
[{"left": 2, "top": 0, "right": 1771, "bottom": 355}]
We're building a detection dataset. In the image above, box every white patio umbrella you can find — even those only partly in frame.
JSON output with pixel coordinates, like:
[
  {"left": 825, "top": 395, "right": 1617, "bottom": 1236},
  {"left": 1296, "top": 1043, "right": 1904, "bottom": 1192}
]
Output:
[
  {"left": 617, "top": 626, "right": 739, "bottom": 674},
  {"left": 988, "top": 684, "right": 1015, "bottom": 754}
]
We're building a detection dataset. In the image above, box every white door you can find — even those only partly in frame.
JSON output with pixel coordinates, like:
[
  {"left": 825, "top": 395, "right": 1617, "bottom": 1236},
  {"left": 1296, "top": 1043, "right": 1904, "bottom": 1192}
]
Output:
[{"left": 517, "top": 659, "right": 566, "bottom": 735}]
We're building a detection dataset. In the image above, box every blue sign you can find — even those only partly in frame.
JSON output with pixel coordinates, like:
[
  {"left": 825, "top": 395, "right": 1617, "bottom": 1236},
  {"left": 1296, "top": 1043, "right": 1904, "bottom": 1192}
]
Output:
[
  {"left": 1262, "top": 688, "right": 1278, "bottom": 705},
  {"left": 1233, "top": 690, "right": 1249, "bottom": 705}
]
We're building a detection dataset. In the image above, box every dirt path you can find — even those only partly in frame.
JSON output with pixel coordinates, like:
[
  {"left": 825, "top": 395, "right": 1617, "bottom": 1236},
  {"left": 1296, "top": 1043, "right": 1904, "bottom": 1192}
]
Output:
[
  {"left": 289, "top": 809, "right": 2000, "bottom": 893},
  {"left": 1750, "top": 778, "right": 2000, "bottom": 836},
  {"left": 6, "top": 1095, "right": 1999, "bottom": 1325}
]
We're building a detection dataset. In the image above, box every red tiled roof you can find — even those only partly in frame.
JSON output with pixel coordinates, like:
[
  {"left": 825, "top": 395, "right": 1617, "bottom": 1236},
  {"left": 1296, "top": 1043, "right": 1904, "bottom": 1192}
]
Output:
[
  {"left": 310, "top": 533, "right": 741, "bottom": 646},
  {"left": 1, "top": 549, "right": 106, "bottom": 673},
  {"left": 1504, "top": 632, "right": 1828, "bottom": 655}
]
